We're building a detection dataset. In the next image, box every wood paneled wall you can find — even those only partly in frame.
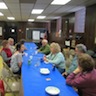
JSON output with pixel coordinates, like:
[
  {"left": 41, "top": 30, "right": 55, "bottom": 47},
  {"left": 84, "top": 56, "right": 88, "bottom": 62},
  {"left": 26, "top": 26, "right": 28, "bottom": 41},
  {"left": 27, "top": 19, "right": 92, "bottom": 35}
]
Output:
[
  {"left": 0, "top": 21, "right": 48, "bottom": 43},
  {"left": 49, "top": 20, "right": 65, "bottom": 48},
  {"left": 85, "top": 4, "right": 96, "bottom": 50},
  {"left": 49, "top": 15, "right": 79, "bottom": 48}
]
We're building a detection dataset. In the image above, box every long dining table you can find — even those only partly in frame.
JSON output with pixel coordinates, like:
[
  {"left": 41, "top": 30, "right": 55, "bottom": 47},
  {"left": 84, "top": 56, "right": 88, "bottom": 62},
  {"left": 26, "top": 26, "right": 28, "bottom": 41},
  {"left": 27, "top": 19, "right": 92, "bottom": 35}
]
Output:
[{"left": 22, "top": 42, "right": 78, "bottom": 96}]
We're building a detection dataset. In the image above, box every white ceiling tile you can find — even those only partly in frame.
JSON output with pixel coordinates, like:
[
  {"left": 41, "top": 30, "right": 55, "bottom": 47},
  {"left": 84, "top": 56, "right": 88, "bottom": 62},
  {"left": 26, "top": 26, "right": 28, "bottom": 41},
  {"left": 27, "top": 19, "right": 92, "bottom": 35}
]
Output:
[
  {"left": 10, "top": 10, "right": 20, "bottom": 13},
  {"left": 12, "top": 12, "right": 20, "bottom": 16},
  {"left": 43, "top": 5, "right": 61, "bottom": 14},
  {"left": 34, "top": 4, "right": 48, "bottom": 9},
  {"left": 21, "top": 14, "right": 29, "bottom": 17},
  {"left": 0, "top": 10, "right": 11, "bottom": 16},
  {"left": 6, "top": 3, "right": 20, "bottom": 10},
  {"left": 30, "top": 14, "right": 38, "bottom": 18},
  {"left": 54, "top": 5, "right": 75, "bottom": 13},
  {"left": 3, "top": 0, "right": 19, "bottom": 3},
  {"left": 21, "top": 4, "right": 34, "bottom": 19},
  {"left": 0, "top": 0, "right": 3, "bottom": 2},
  {"left": 36, "top": 0, "right": 53, "bottom": 4},
  {"left": 21, "top": 4, "right": 34, "bottom": 10},
  {"left": 21, "top": 10, "right": 31, "bottom": 13}
]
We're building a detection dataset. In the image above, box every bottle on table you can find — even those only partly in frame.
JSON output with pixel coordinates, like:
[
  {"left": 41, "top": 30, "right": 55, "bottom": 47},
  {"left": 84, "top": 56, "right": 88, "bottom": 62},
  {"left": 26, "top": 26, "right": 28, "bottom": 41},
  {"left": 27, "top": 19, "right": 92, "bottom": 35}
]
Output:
[
  {"left": 52, "top": 65, "right": 55, "bottom": 71},
  {"left": 28, "top": 59, "right": 31, "bottom": 65}
]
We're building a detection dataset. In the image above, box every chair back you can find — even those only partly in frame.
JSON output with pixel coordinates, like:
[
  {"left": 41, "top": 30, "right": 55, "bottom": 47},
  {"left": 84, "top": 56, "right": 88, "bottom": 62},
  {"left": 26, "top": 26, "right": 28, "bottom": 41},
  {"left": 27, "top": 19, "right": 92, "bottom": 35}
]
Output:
[{"left": 0, "top": 80, "right": 5, "bottom": 96}]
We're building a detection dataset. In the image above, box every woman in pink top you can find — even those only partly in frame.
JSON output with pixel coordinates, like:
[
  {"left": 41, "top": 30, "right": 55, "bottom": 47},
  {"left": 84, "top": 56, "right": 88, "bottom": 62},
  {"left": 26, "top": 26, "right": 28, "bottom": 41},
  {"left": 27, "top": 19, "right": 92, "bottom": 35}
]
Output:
[{"left": 66, "top": 54, "right": 96, "bottom": 96}]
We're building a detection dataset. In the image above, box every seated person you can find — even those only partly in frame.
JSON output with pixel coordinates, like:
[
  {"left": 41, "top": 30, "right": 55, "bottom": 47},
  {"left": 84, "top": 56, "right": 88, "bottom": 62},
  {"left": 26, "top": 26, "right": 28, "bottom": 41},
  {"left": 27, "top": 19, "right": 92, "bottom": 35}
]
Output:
[
  {"left": 63, "top": 48, "right": 74, "bottom": 71},
  {"left": 8, "top": 38, "right": 15, "bottom": 54},
  {"left": 43, "top": 42, "right": 65, "bottom": 73},
  {"left": 62, "top": 44, "right": 87, "bottom": 76},
  {"left": 15, "top": 39, "right": 27, "bottom": 51},
  {"left": 66, "top": 54, "right": 96, "bottom": 96},
  {"left": 19, "top": 39, "right": 26, "bottom": 44},
  {"left": 1, "top": 40, "right": 12, "bottom": 67},
  {"left": 37, "top": 37, "right": 43, "bottom": 49},
  {"left": 38, "top": 39, "right": 50, "bottom": 55},
  {"left": 19, "top": 39, "right": 27, "bottom": 50},
  {"left": 10, "top": 43, "right": 25, "bottom": 75}
]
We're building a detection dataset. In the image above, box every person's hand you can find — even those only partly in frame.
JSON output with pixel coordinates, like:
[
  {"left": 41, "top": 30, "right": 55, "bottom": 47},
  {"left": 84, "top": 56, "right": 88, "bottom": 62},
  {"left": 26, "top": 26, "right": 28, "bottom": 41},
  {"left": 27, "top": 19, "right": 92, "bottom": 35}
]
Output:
[
  {"left": 73, "top": 67, "right": 81, "bottom": 74},
  {"left": 43, "top": 56, "right": 48, "bottom": 62},
  {"left": 62, "top": 72, "right": 68, "bottom": 76}
]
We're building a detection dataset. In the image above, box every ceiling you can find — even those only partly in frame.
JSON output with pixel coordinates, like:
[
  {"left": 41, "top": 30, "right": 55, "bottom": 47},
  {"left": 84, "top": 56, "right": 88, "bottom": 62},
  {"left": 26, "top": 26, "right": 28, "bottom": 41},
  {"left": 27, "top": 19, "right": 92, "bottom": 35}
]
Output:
[{"left": 0, "top": 0, "right": 96, "bottom": 22}]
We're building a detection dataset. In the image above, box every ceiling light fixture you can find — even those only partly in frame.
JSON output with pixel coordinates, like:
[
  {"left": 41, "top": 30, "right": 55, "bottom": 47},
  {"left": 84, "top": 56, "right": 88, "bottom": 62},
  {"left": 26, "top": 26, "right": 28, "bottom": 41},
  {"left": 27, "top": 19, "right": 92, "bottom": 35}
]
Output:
[
  {"left": 31, "top": 9, "right": 43, "bottom": 14},
  {"left": 28, "top": 19, "right": 34, "bottom": 22},
  {"left": 51, "top": 0, "right": 71, "bottom": 5},
  {"left": 7, "top": 17, "right": 15, "bottom": 20},
  {"left": 0, "top": 2, "right": 8, "bottom": 9},
  {"left": 37, "top": 16, "right": 46, "bottom": 19},
  {"left": 0, "top": 12, "right": 4, "bottom": 16}
]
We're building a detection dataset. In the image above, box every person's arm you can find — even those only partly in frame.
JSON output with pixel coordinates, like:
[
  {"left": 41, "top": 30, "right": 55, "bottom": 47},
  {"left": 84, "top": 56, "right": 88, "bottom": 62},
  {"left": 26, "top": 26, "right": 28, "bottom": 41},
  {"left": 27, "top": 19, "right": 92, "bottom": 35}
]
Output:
[
  {"left": 47, "top": 54, "right": 64, "bottom": 65},
  {"left": 38, "top": 46, "right": 43, "bottom": 51},
  {"left": 17, "top": 54, "right": 22, "bottom": 67},
  {"left": 43, "top": 53, "right": 52, "bottom": 62},
  {"left": 66, "top": 68, "right": 87, "bottom": 88},
  {"left": 66, "top": 58, "right": 78, "bottom": 74},
  {"left": 40, "top": 46, "right": 50, "bottom": 55},
  {"left": 1, "top": 51, "right": 11, "bottom": 61}
]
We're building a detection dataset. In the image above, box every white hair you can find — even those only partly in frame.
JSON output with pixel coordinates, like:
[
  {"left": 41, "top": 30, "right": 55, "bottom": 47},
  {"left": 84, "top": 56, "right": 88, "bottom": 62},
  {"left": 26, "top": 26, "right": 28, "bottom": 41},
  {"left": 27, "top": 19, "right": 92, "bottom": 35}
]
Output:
[
  {"left": 8, "top": 38, "right": 14, "bottom": 42},
  {"left": 50, "top": 42, "right": 61, "bottom": 53},
  {"left": 42, "top": 39, "right": 48, "bottom": 44}
]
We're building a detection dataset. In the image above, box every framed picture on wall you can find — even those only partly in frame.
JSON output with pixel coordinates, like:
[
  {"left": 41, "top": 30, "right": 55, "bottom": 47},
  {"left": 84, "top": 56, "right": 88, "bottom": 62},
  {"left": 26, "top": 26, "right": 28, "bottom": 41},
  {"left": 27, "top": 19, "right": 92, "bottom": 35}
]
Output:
[{"left": 32, "top": 31, "right": 40, "bottom": 41}]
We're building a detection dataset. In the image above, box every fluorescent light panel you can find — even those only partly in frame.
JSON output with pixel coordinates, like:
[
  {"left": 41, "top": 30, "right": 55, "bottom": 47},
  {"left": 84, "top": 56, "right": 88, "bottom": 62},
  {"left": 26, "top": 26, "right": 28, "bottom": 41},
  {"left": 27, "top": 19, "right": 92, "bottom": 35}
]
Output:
[
  {"left": 51, "top": 0, "right": 71, "bottom": 5},
  {"left": 28, "top": 19, "right": 34, "bottom": 22},
  {"left": 37, "top": 16, "right": 46, "bottom": 19},
  {"left": 31, "top": 9, "right": 43, "bottom": 14},
  {"left": 7, "top": 17, "right": 15, "bottom": 20},
  {"left": 0, "top": 12, "right": 4, "bottom": 16},
  {"left": 0, "top": 2, "right": 8, "bottom": 9}
]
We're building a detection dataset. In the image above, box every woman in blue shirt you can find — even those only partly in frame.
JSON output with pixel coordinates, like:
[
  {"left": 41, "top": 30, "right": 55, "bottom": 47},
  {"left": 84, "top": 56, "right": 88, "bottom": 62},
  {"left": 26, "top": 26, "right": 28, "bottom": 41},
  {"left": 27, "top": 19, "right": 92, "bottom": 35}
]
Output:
[{"left": 43, "top": 42, "right": 65, "bottom": 73}]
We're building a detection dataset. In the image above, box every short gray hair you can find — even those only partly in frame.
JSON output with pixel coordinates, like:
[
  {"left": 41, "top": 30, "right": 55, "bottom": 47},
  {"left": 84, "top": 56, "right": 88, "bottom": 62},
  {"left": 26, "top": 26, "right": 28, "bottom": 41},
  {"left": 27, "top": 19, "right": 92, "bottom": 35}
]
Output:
[{"left": 76, "top": 44, "right": 87, "bottom": 53}]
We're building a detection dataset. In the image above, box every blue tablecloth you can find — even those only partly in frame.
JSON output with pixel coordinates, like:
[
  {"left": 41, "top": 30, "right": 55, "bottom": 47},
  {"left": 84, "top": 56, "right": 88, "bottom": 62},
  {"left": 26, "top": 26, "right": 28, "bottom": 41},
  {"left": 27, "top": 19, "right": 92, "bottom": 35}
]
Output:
[{"left": 22, "top": 42, "right": 78, "bottom": 96}]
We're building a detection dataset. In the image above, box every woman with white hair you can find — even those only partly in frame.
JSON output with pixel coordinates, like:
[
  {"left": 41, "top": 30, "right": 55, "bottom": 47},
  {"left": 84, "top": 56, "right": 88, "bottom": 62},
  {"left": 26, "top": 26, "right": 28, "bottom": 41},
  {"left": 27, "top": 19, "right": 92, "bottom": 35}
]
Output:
[{"left": 43, "top": 42, "right": 65, "bottom": 73}]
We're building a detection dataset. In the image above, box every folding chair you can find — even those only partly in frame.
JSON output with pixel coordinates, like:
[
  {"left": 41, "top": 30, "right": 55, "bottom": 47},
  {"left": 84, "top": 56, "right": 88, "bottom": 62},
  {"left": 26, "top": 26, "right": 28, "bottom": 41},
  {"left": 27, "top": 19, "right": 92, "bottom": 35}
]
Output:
[
  {"left": 0, "top": 56, "right": 20, "bottom": 96},
  {"left": 2, "top": 62, "right": 20, "bottom": 81}
]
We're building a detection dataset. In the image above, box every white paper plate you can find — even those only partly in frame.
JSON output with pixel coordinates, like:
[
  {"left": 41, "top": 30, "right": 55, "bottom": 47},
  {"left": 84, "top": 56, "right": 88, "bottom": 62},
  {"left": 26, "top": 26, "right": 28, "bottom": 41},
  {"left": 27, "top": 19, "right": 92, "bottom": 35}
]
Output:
[
  {"left": 44, "top": 61, "right": 49, "bottom": 64},
  {"left": 45, "top": 86, "right": 60, "bottom": 95},
  {"left": 40, "top": 68, "right": 50, "bottom": 74}
]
